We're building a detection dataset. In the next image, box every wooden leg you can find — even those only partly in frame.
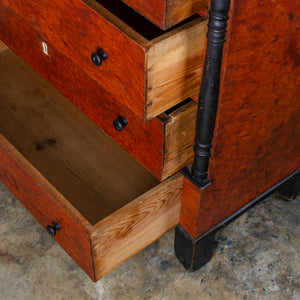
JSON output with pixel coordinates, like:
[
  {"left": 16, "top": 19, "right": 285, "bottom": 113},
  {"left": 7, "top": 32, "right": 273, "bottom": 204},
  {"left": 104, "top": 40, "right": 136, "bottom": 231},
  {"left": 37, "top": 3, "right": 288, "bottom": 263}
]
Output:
[
  {"left": 174, "top": 225, "right": 216, "bottom": 271},
  {"left": 175, "top": 170, "right": 299, "bottom": 271},
  {"left": 175, "top": 0, "right": 300, "bottom": 273},
  {"left": 277, "top": 172, "right": 300, "bottom": 201}
]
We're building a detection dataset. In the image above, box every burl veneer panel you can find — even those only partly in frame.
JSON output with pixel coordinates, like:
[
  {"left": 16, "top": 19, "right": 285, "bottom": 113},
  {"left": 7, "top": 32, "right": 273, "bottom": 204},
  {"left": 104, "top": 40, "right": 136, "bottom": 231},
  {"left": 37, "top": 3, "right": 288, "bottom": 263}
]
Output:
[{"left": 181, "top": 0, "right": 300, "bottom": 237}]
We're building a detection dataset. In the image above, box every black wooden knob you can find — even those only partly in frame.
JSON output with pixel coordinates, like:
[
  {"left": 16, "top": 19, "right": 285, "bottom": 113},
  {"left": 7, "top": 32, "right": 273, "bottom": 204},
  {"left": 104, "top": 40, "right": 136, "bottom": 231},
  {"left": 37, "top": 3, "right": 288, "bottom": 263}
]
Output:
[
  {"left": 91, "top": 50, "right": 108, "bottom": 66},
  {"left": 113, "top": 117, "right": 128, "bottom": 132},
  {"left": 46, "top": 223, "right": 61, "bottom": 237}
]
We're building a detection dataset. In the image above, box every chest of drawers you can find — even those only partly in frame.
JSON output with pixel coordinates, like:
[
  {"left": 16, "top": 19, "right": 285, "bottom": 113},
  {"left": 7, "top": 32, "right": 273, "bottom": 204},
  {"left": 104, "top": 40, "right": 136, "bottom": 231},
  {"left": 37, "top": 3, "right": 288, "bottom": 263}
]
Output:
[{"left": 0, "top": 0, "right": 299, "bottom": 281}]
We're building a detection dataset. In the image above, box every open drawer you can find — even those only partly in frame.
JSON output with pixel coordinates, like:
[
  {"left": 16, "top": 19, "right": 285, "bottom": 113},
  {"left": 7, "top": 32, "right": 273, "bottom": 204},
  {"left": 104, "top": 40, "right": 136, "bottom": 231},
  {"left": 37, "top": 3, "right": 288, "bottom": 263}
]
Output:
[
  {"left": 0, "top": 0, "right": 206, "bottom": 121},
  {"left": 0, "top": 6, "right": 198, "bottom": 181},
  {"left": 120, "top": 0, "right": 209, "bottom": 30},
  {"left": 0, "top": 48, "right": 183, "bottom": 280}
]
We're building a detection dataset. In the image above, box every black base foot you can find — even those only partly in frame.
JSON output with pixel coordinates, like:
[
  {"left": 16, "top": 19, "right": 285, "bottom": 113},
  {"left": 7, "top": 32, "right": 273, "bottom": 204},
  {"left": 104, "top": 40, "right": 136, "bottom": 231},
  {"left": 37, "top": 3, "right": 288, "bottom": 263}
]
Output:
[
  {"left": 174, "top": 225, "right": 217, "bottom": 271},
  {"left": 277, "top": 172, "right": 300, "bottom": 200}
]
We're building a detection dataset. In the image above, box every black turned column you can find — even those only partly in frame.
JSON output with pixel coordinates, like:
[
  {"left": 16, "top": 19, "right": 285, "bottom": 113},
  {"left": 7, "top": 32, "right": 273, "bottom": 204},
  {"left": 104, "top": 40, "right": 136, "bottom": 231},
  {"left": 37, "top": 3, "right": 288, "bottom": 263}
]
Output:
[
  {"left": 189, "top": 0, "right": 231, "bottom": 188},
  {"left": 176, "top": 0, "right": 231, "bottom": 271}
]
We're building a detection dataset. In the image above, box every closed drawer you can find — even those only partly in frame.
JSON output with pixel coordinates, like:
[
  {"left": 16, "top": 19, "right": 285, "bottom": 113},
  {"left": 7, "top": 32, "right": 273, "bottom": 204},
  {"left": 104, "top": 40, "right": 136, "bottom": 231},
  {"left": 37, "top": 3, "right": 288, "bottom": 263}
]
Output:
[
  {"left": 121, "top": 0, "right": 208, "bottom": 29},
  {"left": 0, "top": 0, "right": 206, "bottom": 121},
  {"left": 0, "top": 48, "right": 183, "bottom": 280},
  {"left": 0, "top": 10, "right": 197, "bottom": 181}
]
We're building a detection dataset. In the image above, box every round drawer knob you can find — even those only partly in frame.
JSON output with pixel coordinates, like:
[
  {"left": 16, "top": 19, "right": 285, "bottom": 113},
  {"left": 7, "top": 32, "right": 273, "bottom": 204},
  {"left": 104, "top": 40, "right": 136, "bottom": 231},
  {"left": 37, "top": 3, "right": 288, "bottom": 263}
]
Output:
[
  {"left": 91, "top": 50, "right": 108, "bottom": 66},
  {"left": 113, "top": 117, "right": 128, "bottom": 132},
  {"left": 46, "top": 223, "right": 61, "bottom": 237}
]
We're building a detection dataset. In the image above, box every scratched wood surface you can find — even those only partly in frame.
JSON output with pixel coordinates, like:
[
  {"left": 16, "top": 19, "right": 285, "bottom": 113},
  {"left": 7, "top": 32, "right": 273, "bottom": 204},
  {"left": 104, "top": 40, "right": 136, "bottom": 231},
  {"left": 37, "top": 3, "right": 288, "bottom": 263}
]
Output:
[
  {"left": 180, "top": 0, "right": 300, "bottom": 238},
  {"left": 1, "top": 0, "right": 206, "bottom": 120}
]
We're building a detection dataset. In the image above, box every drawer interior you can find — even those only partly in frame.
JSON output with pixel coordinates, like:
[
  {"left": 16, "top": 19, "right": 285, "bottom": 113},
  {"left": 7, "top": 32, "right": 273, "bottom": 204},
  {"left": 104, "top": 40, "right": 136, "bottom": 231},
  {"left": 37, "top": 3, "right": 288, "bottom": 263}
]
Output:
[
  {"left": 118, "top": 0, "right": 209, "bottom": 30},
  {"left": 0, "top": 48, "right": 160, "bottom": 225},
  {"left": 93, "top": 0, "right": 199, "bottom": 40}
]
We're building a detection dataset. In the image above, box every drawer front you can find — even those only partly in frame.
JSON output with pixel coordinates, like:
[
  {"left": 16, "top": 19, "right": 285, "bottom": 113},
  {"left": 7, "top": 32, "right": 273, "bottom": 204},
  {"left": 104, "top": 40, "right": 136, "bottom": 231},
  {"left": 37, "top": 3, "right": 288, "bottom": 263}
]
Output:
[
  {"left": 0, "top": 7, "right": 197, "bottom": 181},
  {"left": 121, "top": 0, "right": 208, "bottom": 29},
  {"left": 0, "top": 136, "right": 94, "bottom": 280},
  {"left": 1, "top": 0, "right": 206, "bottom": 121},
  {"left": 1, "top": 0, "right": 147, "bottom": 119},
  {"left": 91, "top": 173, "right": 183, "bottom": 280}
]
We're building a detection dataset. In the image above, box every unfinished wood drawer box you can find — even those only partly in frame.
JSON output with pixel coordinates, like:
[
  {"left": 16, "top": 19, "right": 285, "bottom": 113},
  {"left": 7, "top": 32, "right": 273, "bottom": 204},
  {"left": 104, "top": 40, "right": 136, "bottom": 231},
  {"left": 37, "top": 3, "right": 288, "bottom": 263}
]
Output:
[
  {"left": 120, "top": 0, "right": 209, "bottom": 29},
  {"left": 0, "top": 48, "right": 184, "bottom": 281},
  {"left": 0, "top": 7, "right": 197, "bottom": 181},
  {"left": 1, "top": 0, "right": 206, "bottom": 121}
]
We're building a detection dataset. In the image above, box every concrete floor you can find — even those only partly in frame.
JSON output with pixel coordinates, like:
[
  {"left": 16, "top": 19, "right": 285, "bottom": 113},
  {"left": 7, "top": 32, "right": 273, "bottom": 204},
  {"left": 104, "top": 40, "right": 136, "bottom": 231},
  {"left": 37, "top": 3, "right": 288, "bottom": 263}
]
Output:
[{"left": 0, "top": 180, "right": 299, "bottom": 300}]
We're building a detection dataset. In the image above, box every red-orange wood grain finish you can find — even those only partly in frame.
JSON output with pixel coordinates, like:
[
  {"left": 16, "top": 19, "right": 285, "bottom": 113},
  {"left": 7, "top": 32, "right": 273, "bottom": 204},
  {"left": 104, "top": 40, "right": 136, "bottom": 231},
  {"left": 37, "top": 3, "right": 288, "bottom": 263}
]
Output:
[
  {"left": 179, "top": 176, "right": 201, "bottom": 237},
  {"left": 121, "top": 0, "right": 208, "bottom": 29},
  {"left": 197, "top": 9, "right": 209, "bottom": 19},
  {"left": 0, "top": 4, "right": 165, "bottom": 179},
  {"left": 0, "top": 135, "right": 95, "bottom": 280},
  {"left": 121, "top": 0, "right": 165, "bottom": 28},
  {"left": 1, "top": 0, "right": 147, "bottom": 119},
  {"left": 180, "top": 0, "right": 300, "bottom": 238}
]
